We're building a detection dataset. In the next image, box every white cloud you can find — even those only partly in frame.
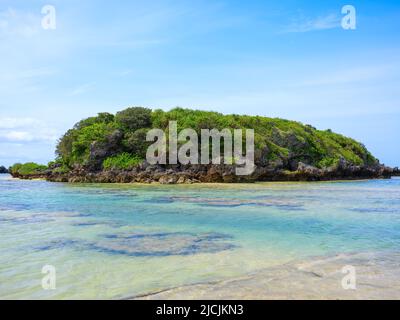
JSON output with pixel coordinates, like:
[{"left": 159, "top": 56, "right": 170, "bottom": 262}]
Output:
[
  {"left": 0, "top": 117, "right": 59, "bottom": 143},
  {"left": 297, "top": 65, "right": 395, "bottom": 87},
  {"left": 284, "top": 14, "right": 341, "bottom": 33},
  {"left": 0, "top": 117, "right": 40, "bottom": 129},
  {"left": 0, "top": 68, "right": 57, "bottom": 82},
  {"left": 0, "top": 67, "right": 58, "bottom": 97},
  {"left": 116, "top": 69, "right": 134, "bottom": 77},
  {"left": 69, "top": 82, "right": 95, "bottom": 96},
  {"left": 0, "top": 8, "right": 41, "bottom": 38},
  {"left": 1, "top": 131, "right": 33, "bottom": 142}
]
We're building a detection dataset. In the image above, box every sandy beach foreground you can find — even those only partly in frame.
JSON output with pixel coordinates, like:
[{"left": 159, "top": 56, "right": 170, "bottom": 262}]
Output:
[{"left": 133, "top": 251, "right": 400, "bottom": 300}]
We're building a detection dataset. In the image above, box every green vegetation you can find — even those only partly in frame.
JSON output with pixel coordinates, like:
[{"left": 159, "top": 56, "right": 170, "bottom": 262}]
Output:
[
  {"left": 149, "top": 108, "right": 377, "bottom": 169},
  {"left": 13, "top": 106, "right": 377, "bottom": 175},
  {"left": 9, "top": 162, "right": 47, "bottom": 176},
  {"left": 115, "top": 107, "right": 152, "bottom": 131},
  {"left": 103, "top": 153, "right": 143, "bottom": 171}
]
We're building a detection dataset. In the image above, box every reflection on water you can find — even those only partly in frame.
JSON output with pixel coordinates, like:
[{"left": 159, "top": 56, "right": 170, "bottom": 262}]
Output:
[{"left": 1, "top": 174, "right": 400, "bottom": 299}]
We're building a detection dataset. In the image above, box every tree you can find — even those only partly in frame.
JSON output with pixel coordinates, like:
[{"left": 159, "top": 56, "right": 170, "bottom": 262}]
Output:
[
  {"left": 74, "top": 112, "right": 115, "bottom": 130},
  {"left": 115, "top": 107, "right": 152, "bottom": 132},
  {"left": 9, "top": 163, "right": 47, "bottom": 175},
  {"left": 56, "top": 129, "right": 77, "bottom": 167},
  {"left": 71, "top": 122, "right": 117, "bottom": 164},
  {"left": 122, "top": 128, "right": 150, "bottom": 158}
]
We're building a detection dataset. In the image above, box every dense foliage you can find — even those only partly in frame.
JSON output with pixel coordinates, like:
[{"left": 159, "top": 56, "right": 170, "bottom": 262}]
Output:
[
  {"left": 103, "top": 153, "right": 143, "bottom": 171},
  {"left": 47, "top": 107, "right": 378, "bottom": 172},
  {"left": 9, "top": 162, "right": 47, "bottom": 175}
]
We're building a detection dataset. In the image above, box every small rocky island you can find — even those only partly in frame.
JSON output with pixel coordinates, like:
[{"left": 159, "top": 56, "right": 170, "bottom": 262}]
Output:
[
  {"left": 9, "top": 107, "right": 400, "bottom": 183},
  {"left": 0, "top": 166, "right": 8, "bottom": 174}
]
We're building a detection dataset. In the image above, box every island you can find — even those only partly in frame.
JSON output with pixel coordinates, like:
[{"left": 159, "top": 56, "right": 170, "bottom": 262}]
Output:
[
  {"left": 9, "top": 107, "right": 400, "bottom": 183},
  {"left": 0, "top": 166, "right": 8, "bottom": 174}
]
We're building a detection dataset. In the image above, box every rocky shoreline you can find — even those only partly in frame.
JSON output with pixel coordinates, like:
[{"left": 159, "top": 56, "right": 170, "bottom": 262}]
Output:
[{"left": 10, "top": 160, "right": 400, "bottom": 184}]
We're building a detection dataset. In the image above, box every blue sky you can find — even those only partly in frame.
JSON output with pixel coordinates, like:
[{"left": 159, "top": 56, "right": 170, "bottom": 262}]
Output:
[{"left": 0, "top": 0, "right": 399, "bottom": 167}]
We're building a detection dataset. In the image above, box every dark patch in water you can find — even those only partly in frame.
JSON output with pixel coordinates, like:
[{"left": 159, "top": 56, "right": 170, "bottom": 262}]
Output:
[
  {"left": 71, "top": 220, "right": 122, "bottom": 228},
  {"left": 348, "top": 207, "right": 399, "bottom": 214},
  {"left": 106, "top": 196, "right": 134, "bottom": 201},
  {"left": 37, "top": 231, "right": 236, "bottom": 257},
  {"left": 199, "top": 201, "right": 305, "bottom": 211},
  {"left": 0, "top": 214, "right": 53, "bottom": 224},
  {"left": 201, "top": 203, "right": 242, "bottom": 208},
  {"left": 272, "top": 204, "right": 305, "bottom": 211},
  {"left": 102, "top": 231, "right": 233, "bottom": 241},
  {"left": 75, "top": 189, "right": 137, "bottom": 198},
  {"left": 140, "top": 197, "right": 175, "bottom": 204},
  {"left": 35, "top": 239, "right": 82, "bottom": 251},
  {"left": 72, "top": 221, "right": 104, "bottom": 227},
  {"left": 1, "top": 203, "right": 34, "bottom": 211},
  {"left": 62, "top": 212, "right": 92, "bottom": 218}
]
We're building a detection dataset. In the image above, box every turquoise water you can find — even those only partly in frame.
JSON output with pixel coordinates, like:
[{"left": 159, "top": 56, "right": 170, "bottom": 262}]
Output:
[{"left": 1, "top": 174, "right": 400, "bottom": 299}]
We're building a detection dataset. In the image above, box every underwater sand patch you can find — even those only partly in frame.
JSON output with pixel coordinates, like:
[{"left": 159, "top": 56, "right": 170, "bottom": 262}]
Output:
[{"left": 133, "top": 250, "right": 400, "bottom": 300}]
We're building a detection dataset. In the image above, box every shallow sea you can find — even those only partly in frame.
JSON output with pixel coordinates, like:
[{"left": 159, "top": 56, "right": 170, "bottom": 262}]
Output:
[{"left": 1, "top": 174, "right": 399, "bottom": 299}]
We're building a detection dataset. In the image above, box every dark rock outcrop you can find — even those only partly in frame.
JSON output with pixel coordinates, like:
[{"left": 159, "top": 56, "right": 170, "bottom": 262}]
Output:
[
  {"left": 0, "top": 166, "right": 8, "bottom": 174},
  {"left": 12, "top": 159, "right": 397, "bottom": 184},
  {"left": 88, "top": 129, "right": 124, "bottom": 171}
]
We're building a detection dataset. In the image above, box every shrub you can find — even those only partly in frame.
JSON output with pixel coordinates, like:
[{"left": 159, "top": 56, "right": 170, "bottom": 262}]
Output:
[
  {"left": 122, "top": 128, "right": 150, "bottom": 158},
  {"left": 71, "top": 122, "right": 117, "bottom": 164},
  {"left": 52, "top": 165, "right": 69, "bottom": 174},
  {"left": 115, "top": 107, "right": 152, "bottom": 132},
  {"left": 317, "top": 157, "right": 340, "bottom": 169},
  {"left": 10, "top": 162, "right": 47, "bottom": 175},
  {"left": 74, "top": 113, "right": 115, "bottom": 130},
  {"left": 9, "top": 163, "right": 22, "bottom": 174},
  {"left": 103, "top": 153, "right": 143, "bottom": 171}
]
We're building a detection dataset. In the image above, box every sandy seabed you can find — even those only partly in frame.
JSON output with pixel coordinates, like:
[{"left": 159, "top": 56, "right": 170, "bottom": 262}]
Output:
[{"left": 132, "top": 251, "right": 400, "bottom": 300}]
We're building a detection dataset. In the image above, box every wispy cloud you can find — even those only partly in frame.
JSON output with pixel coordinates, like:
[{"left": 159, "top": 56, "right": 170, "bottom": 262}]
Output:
[
  {"left": 0, "top": 8, "right": 41, "bottom": 38},
  {"left": 0, "top": 117, "right": 41, "bottom": 129},
  {"left": 69, "top": 82, "right": 95, "bottom": 96},
  {"left": 0, "top": 68, "right": 58, "bottom": 96},
  {"left": 115, "top": 69, "right": 134, "bottom": 77},
  {"left": 283, "top": 13, "right": 341, "bottom": 33},
  {"left": 297, "top": 65, "right": 395, "bottom": 87},
  {"left": 0, "top": 117, "right": 58, "bottom": 143},
  {"left": 0, "top": 68, "right": 57, "bottom": 82}
]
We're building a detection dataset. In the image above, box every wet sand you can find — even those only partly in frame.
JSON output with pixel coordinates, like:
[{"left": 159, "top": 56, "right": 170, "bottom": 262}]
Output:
[{"left": 132, "top": 251, "right": 400, "bottom": 300}]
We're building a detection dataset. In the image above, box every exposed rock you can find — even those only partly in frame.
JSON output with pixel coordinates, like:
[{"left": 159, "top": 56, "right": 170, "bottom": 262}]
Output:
[
  {"left": 88, "top": 129, "right": 124, "bottom": 170},
  {"left": 0, "top": 166, "right": 8, "bottom": 174},
  {"left": 159, "top": 175, "right": 178, "bottom": 184},
  {"left": 11, "top": 161, "right": 397, "bottom": 184},
  {"left": 9, "top": 153, "right": 398, "bottom": 184}
]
